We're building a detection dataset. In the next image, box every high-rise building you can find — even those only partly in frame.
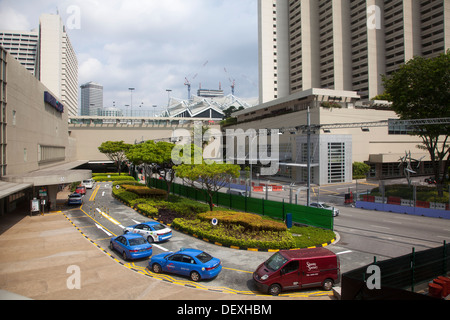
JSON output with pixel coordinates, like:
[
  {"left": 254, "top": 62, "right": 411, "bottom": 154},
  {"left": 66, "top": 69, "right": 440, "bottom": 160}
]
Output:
[
  {"left": 80, "top": 81, "right": 103, "bottom": 116},
  {"left": 0, "top": 14, "right": 79, "bottom": 116},
  {"left": 38, "top": 14, "right": 78, "bottom": 117},
  {"left": 0, "top": 30, "right": 39, "bottom": 76},
  {"left": 258, "top": 0, "right": 450, "bottom": 103}
]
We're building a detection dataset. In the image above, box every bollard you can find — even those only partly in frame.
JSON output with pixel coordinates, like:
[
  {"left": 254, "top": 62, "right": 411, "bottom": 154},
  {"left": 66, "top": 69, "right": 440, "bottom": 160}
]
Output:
[{"left": 286, "top": 213, "right": 293, "bottom": 229}]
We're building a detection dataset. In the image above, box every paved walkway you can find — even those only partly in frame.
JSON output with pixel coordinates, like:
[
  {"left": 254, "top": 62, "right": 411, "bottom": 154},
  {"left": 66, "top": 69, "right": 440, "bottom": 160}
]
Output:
[{"left": 0, "top": 209, "right": 332, "bottom": 300}]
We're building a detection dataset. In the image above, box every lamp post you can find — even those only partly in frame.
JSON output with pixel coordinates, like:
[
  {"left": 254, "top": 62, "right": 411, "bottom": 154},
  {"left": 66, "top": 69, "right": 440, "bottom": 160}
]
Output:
[
  {"left": 128, "top": 88, "right": 135, "bottom": 118},
  {"left": 166, "top": 89, "right": 172, "bottom": 117}
]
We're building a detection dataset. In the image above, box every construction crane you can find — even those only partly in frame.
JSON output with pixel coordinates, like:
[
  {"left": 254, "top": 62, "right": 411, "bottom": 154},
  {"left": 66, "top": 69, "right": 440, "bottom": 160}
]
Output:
[
  {"left": 224, "top": 67, "right": 236, "bottom": 95},
  {"left": 184, "top": 77, "right": 192, "bottom": 101}
]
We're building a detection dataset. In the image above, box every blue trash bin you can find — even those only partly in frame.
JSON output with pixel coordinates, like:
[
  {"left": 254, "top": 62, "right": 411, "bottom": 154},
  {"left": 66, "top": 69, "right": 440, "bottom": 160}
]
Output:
[{"left": 286, "top": 213, "right": 293, "bottom": 228}]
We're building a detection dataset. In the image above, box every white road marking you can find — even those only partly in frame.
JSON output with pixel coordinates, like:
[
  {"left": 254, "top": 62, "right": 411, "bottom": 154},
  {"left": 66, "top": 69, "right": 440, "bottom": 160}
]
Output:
[
  {"left": 95, "top": 223, "right": 112, "bottom": 236},
  {"left": 336, "top": 250, "right": 352, "bottom": 255},
  {"left": 152, "top": 243, "right": 169, "bottom": 252}
]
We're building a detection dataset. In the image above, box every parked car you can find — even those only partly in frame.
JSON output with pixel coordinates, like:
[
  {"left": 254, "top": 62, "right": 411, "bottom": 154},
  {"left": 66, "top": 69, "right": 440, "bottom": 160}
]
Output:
[
  {"left": 253, "top": 248, "right": 340, "bottom": 296},
  {"left": 124, "top": 221, "right": 172, "bottom": 243},
  {"left": 68, "top": 193, "right": 83, "bottom": 205},
  {"left": 75, "top": 185, "right": 86, "bottom": 195},
  {"left": 226, "top": 189, "right": 248, "bottom": 197},
  {"left": 110, "top": 233, "right": 153, "bottom": 260},
  {"left": 310, "top": 202, "right": 339, "bottom": 217},
  {"left": 424, "top": 177, "right": 437, "bottom": 184},
  {"left": 149, "top": 248, "right": 222, "bottom": 282},
  {"left": 82, "top": 179, "right": 94, "bottom": 189}
]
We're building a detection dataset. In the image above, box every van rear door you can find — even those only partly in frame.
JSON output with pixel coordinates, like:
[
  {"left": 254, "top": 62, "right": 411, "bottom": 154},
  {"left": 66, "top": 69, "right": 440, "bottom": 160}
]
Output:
[{"left": 279, "top": 260, "right": 300, "bottom": 290}]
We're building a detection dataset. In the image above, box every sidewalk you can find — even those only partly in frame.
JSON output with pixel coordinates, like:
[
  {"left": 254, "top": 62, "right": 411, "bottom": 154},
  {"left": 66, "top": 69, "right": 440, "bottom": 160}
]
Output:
[{"left": 0, "top": 209, "right": 330, "bottom": 300}]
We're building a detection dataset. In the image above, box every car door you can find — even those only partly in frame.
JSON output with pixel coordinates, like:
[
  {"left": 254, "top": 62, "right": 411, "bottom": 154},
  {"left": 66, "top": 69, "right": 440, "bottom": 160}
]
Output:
[
  {"left": 166, "top": 253, "right": 183, "bottom": 274},
  {"left": 178, "top": 255, "right": 195, "bottom": 276},
  {"left": 280, "top": 260, "right": 300, "bottom": 290},
  {"left": 114, "top": 236, "right": 126, "bottom": 252},
  {"left": 133, "top": 224, "right": 145, "bottom": 236}
]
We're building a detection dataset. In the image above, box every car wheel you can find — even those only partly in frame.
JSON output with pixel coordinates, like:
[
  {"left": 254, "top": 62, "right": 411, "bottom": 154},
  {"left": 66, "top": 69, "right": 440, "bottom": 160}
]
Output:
[
  {"left": 122, "top": 251, "right": 128, "bottom": 261},
  {"left": 269, "top": 284, "right": 281, "bottom": 296},
  {"left": 147, "top": 235, "right": 154, "bottom": 243},
  {"left": 190, "top": 271, "right": 201, "bottom": 282},
  {"left": 109, "top": 242, "right": 114, "bottom": 250},
  {"left": 152, "top": 263, "right": 162, "bottom": 273},
  {"left": 322, "top": 279, "right": 334, "bottom": 291}
]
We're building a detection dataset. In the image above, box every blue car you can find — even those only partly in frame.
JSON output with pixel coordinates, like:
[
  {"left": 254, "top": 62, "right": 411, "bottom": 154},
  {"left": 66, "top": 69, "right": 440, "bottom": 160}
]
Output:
[
  {"left": 68, "top": 193, "right": 83, "bottom": 205},
  {"left": 109, "top": 233, "right": 152, "bottom": 260},
  {"left": 149, "top": 248, "right": 222, "bottom": 282}
]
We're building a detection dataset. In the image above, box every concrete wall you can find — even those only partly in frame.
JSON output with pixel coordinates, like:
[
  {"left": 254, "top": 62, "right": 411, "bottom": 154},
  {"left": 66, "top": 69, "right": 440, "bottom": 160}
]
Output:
[
  {"left": 5, "top": 51, "right": 73, "bottom": 176},
  {"left": 69, "top": 122, "right": 222, "bottom": 161}
]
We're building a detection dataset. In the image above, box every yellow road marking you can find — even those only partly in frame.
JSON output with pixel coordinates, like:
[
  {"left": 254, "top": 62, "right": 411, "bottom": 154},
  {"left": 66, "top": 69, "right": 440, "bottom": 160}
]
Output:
[{"left": 89, "top": 185, "right": 100, "bottom": 202}]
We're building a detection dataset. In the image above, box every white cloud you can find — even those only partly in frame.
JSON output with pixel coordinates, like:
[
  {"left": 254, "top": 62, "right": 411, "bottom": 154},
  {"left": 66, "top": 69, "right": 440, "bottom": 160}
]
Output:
[
  {"left": 0, "top": 5, "right": 31, "bottom": 30},
  {"left": 1, "top": 0, "right": 259, "bottom": 113}
]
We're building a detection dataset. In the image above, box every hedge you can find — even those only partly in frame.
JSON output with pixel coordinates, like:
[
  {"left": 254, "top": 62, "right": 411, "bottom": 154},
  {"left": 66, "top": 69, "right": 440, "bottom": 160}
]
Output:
[
  {"left": 112, "top": 187, "right": 139, "bottom": 205},
  {"left": 94, "top": 175, "right": 136, "bottom": 182},
  {"left": 172, "top": 218, "right": 296, "bottom": 250},
  {"left": 121, "top": 184, "right": 167, "bottom": 198},
  {"left": 198, "top": 211, "right": 287, "bottom": 232}
]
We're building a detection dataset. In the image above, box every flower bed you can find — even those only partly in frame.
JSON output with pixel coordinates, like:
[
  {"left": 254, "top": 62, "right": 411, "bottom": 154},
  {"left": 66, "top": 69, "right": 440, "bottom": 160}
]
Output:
[
  {"left": 112, "top": 183, "right": 335, "bottom": 250},
  {"left": 172, "top": 217, "right": 296, "bottom": 250}
]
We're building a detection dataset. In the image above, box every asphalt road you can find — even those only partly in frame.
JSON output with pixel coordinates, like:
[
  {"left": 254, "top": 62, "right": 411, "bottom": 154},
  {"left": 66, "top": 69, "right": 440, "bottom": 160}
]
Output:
[{"left": 62, "top": 181, "right": 450, "bottom": 297}]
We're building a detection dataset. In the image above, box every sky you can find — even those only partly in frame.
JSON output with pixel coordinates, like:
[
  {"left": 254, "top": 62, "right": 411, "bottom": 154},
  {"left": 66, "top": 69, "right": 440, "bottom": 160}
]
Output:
[{"left": 0, "top": 0, "right": 259, "bottom": 114}]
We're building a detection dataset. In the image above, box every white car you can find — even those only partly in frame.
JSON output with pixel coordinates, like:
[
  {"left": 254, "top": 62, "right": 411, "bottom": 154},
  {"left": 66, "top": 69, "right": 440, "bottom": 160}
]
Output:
[
  {"left": 310, "top": 202, "right": 340, "bottom": 217},
  {"left": 82, "top": 179, "right": 94, "bottom": 189},
  {"left": 124, "top": 221, "right": 172, "bottom": 243}
]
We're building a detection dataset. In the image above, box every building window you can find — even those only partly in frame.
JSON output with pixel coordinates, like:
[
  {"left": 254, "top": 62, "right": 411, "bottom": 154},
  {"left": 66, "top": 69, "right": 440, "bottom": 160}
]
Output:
[
  {"left": 38, "top": 145, "right": 65, "bottom": 164},
  {"left": 328, "top": 142, "right": 345, "bottom": 183}
]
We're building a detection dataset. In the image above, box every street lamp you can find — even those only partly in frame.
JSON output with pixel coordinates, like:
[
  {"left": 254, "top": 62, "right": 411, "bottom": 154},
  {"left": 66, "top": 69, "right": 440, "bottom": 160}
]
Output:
[
  {"left": 166, "top": 89, "right": 172, "bottom": 117},
  {"left": 129, "top": 88, "right": 135, "bottom": 117}
]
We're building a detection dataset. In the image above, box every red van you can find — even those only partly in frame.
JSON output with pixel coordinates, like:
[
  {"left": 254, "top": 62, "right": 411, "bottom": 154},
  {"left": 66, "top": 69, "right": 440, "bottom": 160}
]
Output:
[{"left": 253, "top": 247, "right": 340, "bottom": 296}]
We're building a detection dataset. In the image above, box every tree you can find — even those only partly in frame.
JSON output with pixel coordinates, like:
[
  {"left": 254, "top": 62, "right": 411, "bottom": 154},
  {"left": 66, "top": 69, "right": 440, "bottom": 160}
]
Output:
[
  {"left": 126, "top": 141, "right": 176, "bottom": 199},
  {"left": 98, "top": 141, "right": 131, "bottom": 175},
  {"left": 175, "top": 162, "right": 240, "bottom": 211},
  {"left": 353, "top": 162, "right": 370, "bottom": 179},
  {"left": 382, "top": 50, "right": 450, "bottom": 195}
]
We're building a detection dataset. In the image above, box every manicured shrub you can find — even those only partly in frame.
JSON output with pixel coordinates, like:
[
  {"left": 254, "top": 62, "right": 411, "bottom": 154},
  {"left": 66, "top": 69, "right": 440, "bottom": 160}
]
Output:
[
  {"left": 94, "top": 175, "right": 136, "bottom": 182},
  {"left": 198, "top": 211, "right": 287, "bottom": 232},
  {"left": 172, "top": 218, "right": 295, "bottom": 250},
  {"left": 121, "top": 184, "right": 167, "bottom": 198},
  {"left": 112, "top": 187, "right": 139, "bottom": 204}
]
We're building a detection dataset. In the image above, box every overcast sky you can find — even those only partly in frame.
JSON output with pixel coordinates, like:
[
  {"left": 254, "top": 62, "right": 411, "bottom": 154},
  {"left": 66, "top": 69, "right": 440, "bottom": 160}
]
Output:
[{"left": 0, "top": 0, "right": 259, "bottom": 114}]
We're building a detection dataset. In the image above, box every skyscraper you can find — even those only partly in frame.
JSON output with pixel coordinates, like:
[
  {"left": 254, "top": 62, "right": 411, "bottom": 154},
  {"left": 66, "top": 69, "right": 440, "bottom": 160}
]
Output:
[
  {"left": 258, "top": 0, "right": 450, "bottom": 103},
  {"left": 80, "top": 82, "right": 103, "bottom": 116},
  {"left": 0, "top": 30, "right": 39, "bottom": 76},
  {"left": 39, "top": 14, "right": 78, "bottom": 117},
  {"left": 0, "top": 13, "right": 79, "bottom": 116}
]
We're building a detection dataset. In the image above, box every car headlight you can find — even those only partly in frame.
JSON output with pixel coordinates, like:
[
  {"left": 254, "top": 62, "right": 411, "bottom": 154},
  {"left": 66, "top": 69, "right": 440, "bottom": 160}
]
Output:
[{"left": 261, "top": 274, "right": 269, "bottom": 281}]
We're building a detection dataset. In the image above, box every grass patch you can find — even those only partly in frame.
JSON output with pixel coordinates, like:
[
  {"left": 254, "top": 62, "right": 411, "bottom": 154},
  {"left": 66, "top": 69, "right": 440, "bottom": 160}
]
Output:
[{"left": 288, "top": 226, "right": 336, "bottom": 248}]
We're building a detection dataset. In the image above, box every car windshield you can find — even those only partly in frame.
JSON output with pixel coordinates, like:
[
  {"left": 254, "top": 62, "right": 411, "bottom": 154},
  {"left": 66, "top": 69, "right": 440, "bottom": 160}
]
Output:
[
  {"left": 322, "top": 204, "right": 332, "bottom": 209},
  {"left": 196, "top": 252, "right": 213, "bottom": 263},
  {"left": 69, "top": 194, "right": 80, "bottom": 198},
  {"left": 128, "top": 238, "right": 147, "bottom": 246},
  {"left": 264, "top": 252, "right": 288, "bottom": 271},
  {"left": 152, "top": 224, "right": 165, "bottom": 231}
]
